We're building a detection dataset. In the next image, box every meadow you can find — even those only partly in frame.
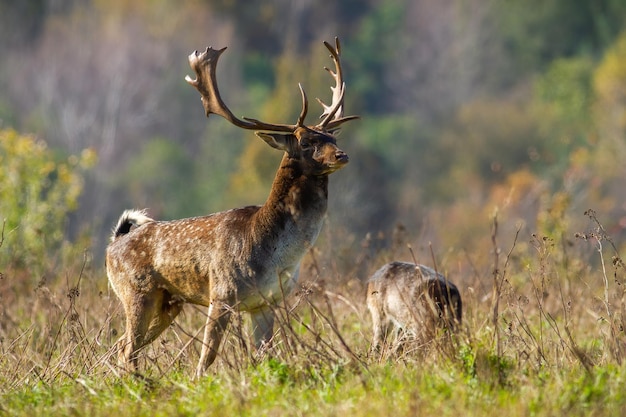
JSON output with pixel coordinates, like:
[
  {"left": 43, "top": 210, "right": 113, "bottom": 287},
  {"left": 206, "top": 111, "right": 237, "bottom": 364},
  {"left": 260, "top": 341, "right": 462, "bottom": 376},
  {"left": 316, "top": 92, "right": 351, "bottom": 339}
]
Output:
[{"left": 1, "top": 209, "right": 626, "bottom": 417}]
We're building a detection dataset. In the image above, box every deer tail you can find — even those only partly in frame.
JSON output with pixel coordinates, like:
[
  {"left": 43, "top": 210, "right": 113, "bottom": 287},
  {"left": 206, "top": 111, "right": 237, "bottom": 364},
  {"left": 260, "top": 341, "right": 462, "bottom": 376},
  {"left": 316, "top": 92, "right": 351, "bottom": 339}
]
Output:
[{"left": 110, "top": 209, "right": 155, "bottom": 241}]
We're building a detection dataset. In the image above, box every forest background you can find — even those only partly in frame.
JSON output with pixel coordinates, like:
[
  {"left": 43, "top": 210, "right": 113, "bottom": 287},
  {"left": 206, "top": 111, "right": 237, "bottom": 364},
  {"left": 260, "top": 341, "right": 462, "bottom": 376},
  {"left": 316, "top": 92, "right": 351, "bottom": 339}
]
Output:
[
  {"left": 3, "top": 0, "right": 626, "bottom": 415},
  {"left": 3, "top": 0, "right": 626, "bottom": 268}
]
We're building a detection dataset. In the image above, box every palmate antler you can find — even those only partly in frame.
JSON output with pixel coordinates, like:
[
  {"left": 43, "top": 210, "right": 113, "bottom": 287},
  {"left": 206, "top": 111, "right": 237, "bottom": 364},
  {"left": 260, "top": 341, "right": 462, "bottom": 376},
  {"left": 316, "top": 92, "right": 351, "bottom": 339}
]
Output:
[{"left": 184, "top": 37, "right": 358, "bottom": 134}]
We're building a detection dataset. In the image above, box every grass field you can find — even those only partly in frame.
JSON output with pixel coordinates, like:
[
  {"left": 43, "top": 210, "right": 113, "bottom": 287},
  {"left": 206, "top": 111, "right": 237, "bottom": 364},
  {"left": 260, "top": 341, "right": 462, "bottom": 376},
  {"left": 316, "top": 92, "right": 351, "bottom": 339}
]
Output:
[{"left": 2, "top": 212, "right": 626, "bottom": 416}]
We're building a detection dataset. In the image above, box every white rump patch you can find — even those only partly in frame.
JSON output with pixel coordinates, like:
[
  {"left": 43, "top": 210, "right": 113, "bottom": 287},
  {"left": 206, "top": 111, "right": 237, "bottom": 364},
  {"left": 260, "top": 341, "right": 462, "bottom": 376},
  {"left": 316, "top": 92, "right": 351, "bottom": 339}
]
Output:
[{"left": 111, "top": 209, "right": 155, "bottom": 241}]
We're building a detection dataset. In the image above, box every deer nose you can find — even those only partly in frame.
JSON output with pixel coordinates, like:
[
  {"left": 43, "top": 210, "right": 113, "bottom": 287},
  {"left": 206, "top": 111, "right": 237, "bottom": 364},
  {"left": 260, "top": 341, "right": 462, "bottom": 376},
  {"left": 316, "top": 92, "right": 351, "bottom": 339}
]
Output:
[{"left": 335, "top": 150, "right": 349, "bottom": 163}]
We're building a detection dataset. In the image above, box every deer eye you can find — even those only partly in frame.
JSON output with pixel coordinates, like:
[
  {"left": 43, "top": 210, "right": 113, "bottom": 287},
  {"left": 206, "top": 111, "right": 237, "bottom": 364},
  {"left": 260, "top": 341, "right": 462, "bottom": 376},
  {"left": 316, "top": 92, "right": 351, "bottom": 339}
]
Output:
[{"left": 300, "top": 141, "right": 315, "bottom": 151}]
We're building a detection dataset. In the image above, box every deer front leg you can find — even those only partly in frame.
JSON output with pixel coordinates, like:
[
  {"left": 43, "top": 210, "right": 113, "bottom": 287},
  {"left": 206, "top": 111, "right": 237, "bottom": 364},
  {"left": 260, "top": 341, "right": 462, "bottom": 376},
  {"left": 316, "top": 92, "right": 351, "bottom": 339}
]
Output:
[
  {"left": 196, "top": 300, "right": 232, "bottom": 378},
  {"left": 115, "top": 334, "right": 136, "bottom": 372},
  {"left": 251, "top": 308, "right": 275, "bottom": 349}
]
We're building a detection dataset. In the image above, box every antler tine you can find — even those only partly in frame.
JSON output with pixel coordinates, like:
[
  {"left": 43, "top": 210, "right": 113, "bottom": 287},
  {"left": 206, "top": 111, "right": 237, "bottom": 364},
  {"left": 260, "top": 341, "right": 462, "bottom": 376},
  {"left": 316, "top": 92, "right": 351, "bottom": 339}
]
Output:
[
  {"left": 317, "top": 37, "right": 358, "bottom": 130},
  {"left": 317, "top": 38, "right": 343, "bottom": 126},
  {"left": 296, "top": 83, "right": 309, "bottom": 127},
  {"left": 186, "top": 47, "right": 296, "bottom": 133}
]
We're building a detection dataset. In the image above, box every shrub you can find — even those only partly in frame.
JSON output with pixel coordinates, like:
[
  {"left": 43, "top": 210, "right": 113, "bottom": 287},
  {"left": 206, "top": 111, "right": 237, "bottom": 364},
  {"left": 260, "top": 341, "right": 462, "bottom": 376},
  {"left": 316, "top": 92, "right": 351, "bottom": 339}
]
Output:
[{"left": 0, "top": 128, "right": 96, "bottom": 276}]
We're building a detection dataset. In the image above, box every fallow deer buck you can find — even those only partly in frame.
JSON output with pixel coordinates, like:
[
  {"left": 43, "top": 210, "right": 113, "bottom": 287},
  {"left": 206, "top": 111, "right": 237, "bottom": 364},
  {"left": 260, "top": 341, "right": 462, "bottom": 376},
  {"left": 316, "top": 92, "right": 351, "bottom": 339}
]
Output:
[
  {"left": 106, "top": 38, "right": 358, "bottom": 377},
  {"left": 366, "top": 261, "right": 462, "bottom": 355}
]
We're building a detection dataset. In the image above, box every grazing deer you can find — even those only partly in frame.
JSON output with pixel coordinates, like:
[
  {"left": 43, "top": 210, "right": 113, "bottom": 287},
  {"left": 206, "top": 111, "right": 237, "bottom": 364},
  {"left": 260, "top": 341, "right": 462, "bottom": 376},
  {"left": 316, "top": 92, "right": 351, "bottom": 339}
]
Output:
[
  {"left": 366, "top": 261, "right": 462, "bottom": 354},
  {"left": 106, "top": 38, "right": 358, "bottom": 377}
]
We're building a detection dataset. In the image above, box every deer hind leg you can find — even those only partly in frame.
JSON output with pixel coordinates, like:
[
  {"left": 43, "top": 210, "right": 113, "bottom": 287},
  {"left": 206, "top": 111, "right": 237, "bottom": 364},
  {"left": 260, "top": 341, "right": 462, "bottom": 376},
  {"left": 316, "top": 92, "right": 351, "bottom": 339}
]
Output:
[
  {"left": 196, "top": 300, "right": 232, "bottom": 378},
  {"left": 367, "top": 299, "right": 389, "bottom": 356},
  {"left": 451, "top": 292, "right": 463, "bottom": 327},
  {"left": 117, "top": 288, "right": 183, "bottom": 372}
]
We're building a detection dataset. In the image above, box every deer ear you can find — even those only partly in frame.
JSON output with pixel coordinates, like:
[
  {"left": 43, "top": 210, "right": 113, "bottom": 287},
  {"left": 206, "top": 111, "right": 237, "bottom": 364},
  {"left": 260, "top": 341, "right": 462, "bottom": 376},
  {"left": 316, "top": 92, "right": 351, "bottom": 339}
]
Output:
[{"left": 255, "top": 132, "right": 293, "bottom": 151}]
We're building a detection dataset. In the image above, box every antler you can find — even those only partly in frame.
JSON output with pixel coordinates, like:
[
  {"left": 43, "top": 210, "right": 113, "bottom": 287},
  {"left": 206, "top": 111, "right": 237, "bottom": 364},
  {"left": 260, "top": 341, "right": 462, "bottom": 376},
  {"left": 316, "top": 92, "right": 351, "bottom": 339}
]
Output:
[
  {"left": 185, "top": 38, "right": 357, "bottom": 134},
  {"left": 185, "top": 47, "right": 300, "bottom": 132},
  {"left": 316, "top": 37, "right": 359, "bottom": 131}
]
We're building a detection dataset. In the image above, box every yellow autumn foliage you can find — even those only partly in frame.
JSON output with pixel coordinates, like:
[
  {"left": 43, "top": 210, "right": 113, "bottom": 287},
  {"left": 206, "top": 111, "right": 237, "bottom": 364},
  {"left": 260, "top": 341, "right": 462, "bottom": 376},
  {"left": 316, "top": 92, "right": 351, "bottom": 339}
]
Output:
[{"left": 0, "top": 129, "right": 96, "bottom": 274}]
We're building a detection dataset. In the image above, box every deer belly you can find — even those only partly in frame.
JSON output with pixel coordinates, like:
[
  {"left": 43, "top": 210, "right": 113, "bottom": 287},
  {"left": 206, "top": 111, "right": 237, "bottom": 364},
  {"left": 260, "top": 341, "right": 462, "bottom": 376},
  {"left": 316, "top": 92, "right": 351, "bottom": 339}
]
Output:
[
  {"left": 157, "top": 272, "right": 213, "bottom": 306},
  {"left": 237, "top": 264, "right": 301, "bottom": 311}
]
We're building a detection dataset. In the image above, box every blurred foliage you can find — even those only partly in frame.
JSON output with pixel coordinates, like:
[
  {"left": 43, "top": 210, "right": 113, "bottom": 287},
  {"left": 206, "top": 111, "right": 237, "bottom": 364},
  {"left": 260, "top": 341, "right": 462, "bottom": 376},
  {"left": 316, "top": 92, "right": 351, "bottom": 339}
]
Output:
[
  {"left": 0, "top": 0, "right": 46, "bottom": 47},
  {"left": 205, "top": 0, "right": 373, "bottom": 53},
  {"left": 534, "top": 56, "right": 595, "bottom": 146},
  {"left": 121, "top": 138, "right": 195, "bottom": 219},
  {"left": 593, "top": 30, "right": 626, "bottom": 172},
  {"left": 0, "top": 129, "right": 96, "bottom": 275},
  {"left": 1, "top": 0, "right": 626, "bottom": 261},
  {"left": 425, "top": 98, "right": 546, "bottom": 206},
  {"left": 228, "top": 139, "right": 283, "bottom": 207},
  {"left": 494, "top": 0, "right": 626, "bottom": 77},
  {"left": 345, "top": 0, "right": 404, "bottom": 114}
]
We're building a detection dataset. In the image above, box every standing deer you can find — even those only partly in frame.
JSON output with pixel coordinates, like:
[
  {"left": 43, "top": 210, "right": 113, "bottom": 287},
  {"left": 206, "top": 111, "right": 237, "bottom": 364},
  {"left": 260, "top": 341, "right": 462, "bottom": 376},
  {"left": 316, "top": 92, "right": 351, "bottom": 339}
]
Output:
[
  {"left": 106, "top": 38, "right": 357, "bottom": 377},
  {"left": 366, "top": 261, "right": 462, "bottom": 354}
]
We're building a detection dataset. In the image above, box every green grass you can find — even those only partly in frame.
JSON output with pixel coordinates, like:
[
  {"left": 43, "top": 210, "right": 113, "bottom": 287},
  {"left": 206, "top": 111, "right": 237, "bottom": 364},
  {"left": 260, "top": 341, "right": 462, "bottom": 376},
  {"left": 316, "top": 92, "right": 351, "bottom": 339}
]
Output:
[{"left": 3, "top": 357, "right": 626, "bottom": 416}]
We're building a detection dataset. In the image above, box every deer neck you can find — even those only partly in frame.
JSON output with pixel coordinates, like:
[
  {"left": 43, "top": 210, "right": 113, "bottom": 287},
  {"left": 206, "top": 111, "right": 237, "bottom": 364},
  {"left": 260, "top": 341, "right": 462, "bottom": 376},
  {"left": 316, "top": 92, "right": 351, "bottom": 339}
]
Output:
[{"left": 257, "top": 153, "right": 328, "bottom": 233}]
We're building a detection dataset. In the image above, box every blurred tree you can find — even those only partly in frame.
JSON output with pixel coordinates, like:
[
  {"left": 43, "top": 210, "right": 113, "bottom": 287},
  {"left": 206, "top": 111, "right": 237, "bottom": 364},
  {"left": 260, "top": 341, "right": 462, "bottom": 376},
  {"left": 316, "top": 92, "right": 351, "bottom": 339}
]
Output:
[
  {"left": 0, "top": 0, "right": 46, "bottom": 47},
  {"left": 346, "top": 0, "right": 404, "bottom": 115},
  {"left": 381, "top": 0, "right": 511, "bottom": 121},
  {"left": 120, "top": 138, "right": 195, "bottom": 219},
  {"left": 431, "top": 99, "right": 546, "bottom": 204},
  {"left": 1, "top": 0, "right": 237, "bottom": 253},
  {"left": 328, "top": 138, "right": 397, "bottom": 239},
  {"left": 532, "top": 56, "right": 595, "bottom": 177},
  {"left": 585, "top": 30, "right": 626, "bottom": 232},
  {"left": 3, "top": 0, "right": 626, "bottom": 262},
  {"left": 225, "top": 138, "right": 282, "bottom": 208},
  {"left": 593, "top": 30, "right": 626, "bottom": 169},
  {"left": 494, "top": 0, "right": 626, "bottom": 77},
  {"left": 534, "top": 57, "right": 594, "bottom": 138},
  {"left": 354, "top": 115, "right": 420, "bottom": 177},
  {"left": 207, "top": 0, "right": 373, "bottom": 53},
  {"left": 0, "top": 129, "right": 95, "bottom": 275}
]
